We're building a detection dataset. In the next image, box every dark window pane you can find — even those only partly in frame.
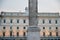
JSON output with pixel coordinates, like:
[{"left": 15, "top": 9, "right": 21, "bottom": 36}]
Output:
[
  {"left": 43, "top": 20, "right": 45, "bottom": 24},
  {"left": 56, "top": 32, "right": 58, "bottom": 36},
  {"left": 56, "top": 27, "right": 58, "bottom": 29},
  {"left": 10, "top": 31, "right": 12, "bottom": 36},
  {"left": 17, "top": 27, "right": 19, "bottom": 29},
  {"left": 23, "top": 27, "right": 26, "bottom": 29},
  {"left": 49, "top": 20, "right": 51, "bottom": 24},
  {"left": 17, "top": 19, "right": 19, "bottom": 23},
  {"left": 55, "top": 20, "right": 57, "bottom": 24},
  {"left": 43, "top": 27, "right": 45, "bottom": 29},
  {"left": 24, "top": 20, "right": 26, "bottom": 23},
  {"left": 10, "top": 19, "right": 12, "bottom": 23},
  {"left": 50, "top": 32, "right": 52, "bottom": 36},
  {"left": 3, "top": 32, "right": 5, "bottom": 36},
  {"left": 49, "top": 27, "right": 51, "bottom": 29},
  {"left": 23, "top": 32, "right": 25, "bottom": 36},
  {"left": 3, "top": 27, "right": 5, "bottom": 29},
  {"left": 43, "top": 32, "right": 45, "bottom": 36},
  {"left": 10, "top": 27, "right": 12, "bottom": 29},
  {"left": 17, "top": 32, "right": 19, "bottom": 36},
  {"left": 4, "top": 19, "right": 6, "bottom": 23}
]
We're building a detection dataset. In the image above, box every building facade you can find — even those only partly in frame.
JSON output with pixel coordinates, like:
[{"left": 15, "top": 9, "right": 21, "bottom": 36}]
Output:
[{"left": 0, "top": 11, "right": 60, "bottom": 40}]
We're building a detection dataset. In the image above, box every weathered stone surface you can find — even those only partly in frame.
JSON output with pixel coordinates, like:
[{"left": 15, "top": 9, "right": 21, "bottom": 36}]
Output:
[
  {"left": 29, "top": 0, "right": 38, "bottom": 26},
  {"left": 27, "top": 31, "right": 40, "bottom": 40},
  {"left": 27, "top": 0, "right": 40, "bottom": 40},
  {"left": 27, "top": 26, "right": 40, "bottom": 32}
]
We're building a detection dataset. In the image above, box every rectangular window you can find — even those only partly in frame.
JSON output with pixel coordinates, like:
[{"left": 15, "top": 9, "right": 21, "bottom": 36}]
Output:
[
  {"left": 23, "top": 32, "right": 25, "bottom": 36},
  {"left": 43, "top": 20, "right": 45, "bottom": 24},
  {"left": 17, "top": 27, "right": 19, "bottom": 29},
  {"left": 17, "top": 32, "right": 19, "bottom": 36},
  {"left": 3, "top": 27, "right": 6, "bottom": 29},
  {"left": 17, "top": 19, "right": 19, "bottom": 23},
  {"left": 3, "top": 32, "right": 5, "bottom": 36},
  {"left": 43, "top": 32, "right": 45, "bottom": 36},
  {"left": 10, "top": 31, "right": 12, "bottom": 36},
  {"left": 4, "top": 19, "right": 6, "bottom": 23},
  {"left": 23, "top": 27, "right": 26, "bottom": 29},
  {"left": 49, "top": 27, "right": 51, "bottom": 29},
  {"left": 23, "top": 20, "right": 26, "bottom": 23},
  {"left": 56, "top": 32, "right": 58, "bottom": 36},
  {"left": 55, "top": 20, "right": 57, "bottom": 24},
  {"left": 56, "top": 27, "right": 58, "bottom": 29},
  {"left": 10, "top": 27, "right": 12, "bottom": 29},
  {"left": 50, "top": 32, "right": 52, "bottom": 36},
  {"left": 10, "top": 19, "right": 13, "bottom": 23},
  {"left": 49, "top": 20, "right": 51, "bottom": 24},
  {"left": 43, "top": 27, "right": 45, "bottom": 29}
]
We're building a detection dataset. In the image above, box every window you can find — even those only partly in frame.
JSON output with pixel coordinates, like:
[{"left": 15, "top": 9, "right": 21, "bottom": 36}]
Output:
[
  {"left": 23, "top": 20, "right": 26, "bottom": 23},
  {"left": 23, "top": 27, "right": 26, "bottom": 29},
  {"left": 3, "top": 32, "right": 5, "bottom": 36},
  {"left": 10, "top": 27, "right": 12, "bottom": 29},
  {"left": 17, "top": 19, "right": 19, "bottom": 23},
  {"left": 3, "top": 19, "right": 6, "bottom": 23},
  {"left": 49, "top": 27, "right": 51, "bottom": 29},
  {"left": 10, "top": 19, "right": 13, "bottom": 23},
  {"left": 10, "top": 31, "right": 12, "bottom": 36},
  {"left": 49, "top": 20, "right": 51, "bottom": 24},
  {"left": 56, "top": 32, "right": 58, "bottom": 36},
  {"left": 43, "top": 20, "right": 45, "bottom": 24},
  {"left": 23, "top": 32, "right": 25, "bottom": 36},
  {"left": 17, "top": 27, "right": 19, "bottom": 29},
  {"left": 43, "top": 27, "right": 45, "bottom": 29},
  {"left": 56, "top": 27, "right": 58, "bottom": 29},
  {"left": 17, "top": 32, "right": 19, "bottom": 36},
  {"left": 3, "top": 27, "right": 6, "bottom": 29},
  {"left": 43, "top": 32, "right": 45, "bottom": 36},
  {"left": 50, "top": 32, "right": 52, "bottom": 36},
  {"left": 55, "top": 20, "right": 57, "bottom": 24}
]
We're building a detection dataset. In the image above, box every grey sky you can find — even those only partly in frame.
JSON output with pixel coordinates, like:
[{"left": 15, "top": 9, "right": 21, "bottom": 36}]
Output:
[{"left": 0, "top": 0, "right": 60, "bottom": 12}]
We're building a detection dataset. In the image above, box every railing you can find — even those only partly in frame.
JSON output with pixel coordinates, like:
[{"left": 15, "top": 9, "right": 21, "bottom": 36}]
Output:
[
  {"left": 2, "top": 12, "right": 28, "bottom": 16},
  {"left": 38, "top": 13, "right": 59, "bottom": 17},
  {"left": 0, "top": 36, "right": 60, "bottom": 40},
  {"left": 0, "top": 36, "right": 27, "bottom": 40},
  {"left": 1, "top": 12, "right": 60, "bottom": 17}
]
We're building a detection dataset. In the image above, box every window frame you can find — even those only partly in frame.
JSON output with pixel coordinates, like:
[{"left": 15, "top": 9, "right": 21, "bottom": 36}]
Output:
[
  {"left": 3, "top": 27, "right": 6, "bottom": 29},
  {"left": 3, "top": 32, "right": 5, "bottom": 36},
  {"left": 49, "top": 20, "right": 51, "bottom": 24},
  {"left": 10, "top": 19, "right": 13, "bottom": 23},
  {"left": 43, "top": 32, "right": 45, "bottom": 36},
  {"left": 3, "top": 19, "right": 6, "bottom": 23},
  {"left": 17, "top": 19, "right": 19, "bottom": 23}
]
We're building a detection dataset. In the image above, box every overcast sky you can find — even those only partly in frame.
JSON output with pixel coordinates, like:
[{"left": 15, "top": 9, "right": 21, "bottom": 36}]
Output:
[{"left": 0, "top": 0, "right": 60, "bottom": 12}]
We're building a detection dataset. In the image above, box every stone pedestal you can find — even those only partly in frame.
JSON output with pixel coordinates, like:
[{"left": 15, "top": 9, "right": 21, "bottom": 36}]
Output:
[{"left": 27, "top": 26, "right": 40, "bottom": 40}]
